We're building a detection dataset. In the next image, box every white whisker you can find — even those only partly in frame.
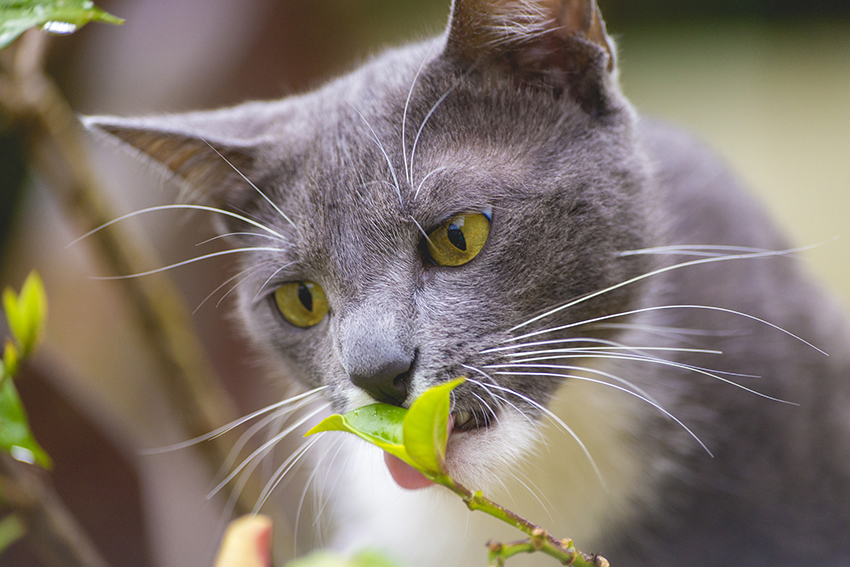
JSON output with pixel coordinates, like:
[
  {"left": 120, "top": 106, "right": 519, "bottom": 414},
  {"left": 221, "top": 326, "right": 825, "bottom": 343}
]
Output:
[
  {"left": 402, "top": 48, "right": 436, "bottom": 186},
  {"left": 208, "top": 402, "right": 330, "bottom": 498},
  {"left": 484, "top": 335, "right": 721, "bottom": 356},
  {"left": 254, "top": 262, "right": 298, "bottom": 301},
  {"left": 201, "top": 139, "right": 299, "bottom": 231},
  {"left": 495, "top": 352, "right": 787, "bottom": 403},
  {"left": 349, "top": 103, "right": 403, "bottom": 205},
  {"left": 462, "top": 365, "right": 538, "bottom": 430},
  {"left": 409, "top": 216, "right": 435, "bottom": 247},
  {"left": 471, "top": 391, "right": 499, "bottom": 427},
  {"left": 294, "top": 438, "right": 337, "bottom": 552},
  {"left": 139, "top": 386, "right": 327, "bottom": 454},
  {"left": 216, "top": 395, "right": 321, "bottom": 485},
  {"left": 253, "top": 435, "right": 323, "bottom": 515},
  {"left": 194, "top": 262, "right": 267, "bottom": 314},
  {"left": 196, "top": 232, "right": 287, "bottom": 246},
  {"left": 65, "top": 203, "right": 290, "bottom": 248},
  {"left": 506, "top": 346, "right": 720, "bottom": 358},
  {"left": 415, "top": 165, "right": 447, "bottom": 199},
  {"left": 617, "top": 244, "right": 776, "bottom": 258},
  {"left": 501, "top": 350, "right": 760, "bottom": 380},
  {"left": 90, "top": 246, "right": 287, "bottom": 280},
  {"left": 466, "top": 376, "right": 606, "bottom": 488},
  {"left": 586, "top": 322, "right": 743, "bottom": 338},
  {"left": 491, "top": 370, "right": 712, "bottom": 456},
  {"left": 510, "top": 247, "right": 817, "bottom": 332},
  {"left": 508, "top": 469, "right": 554, "bottom": 524},
  {"left": 410, "top": 80, "right": 459, "bottom": 184},
  {"left": 508, "top": 303, "right": 828, "bottom": 356},
  {"left": 484, "top": 361, "right": 657, "bottom": 404},
  {"left": 312, "top": 437, "right": 348, "bottom": 527}
]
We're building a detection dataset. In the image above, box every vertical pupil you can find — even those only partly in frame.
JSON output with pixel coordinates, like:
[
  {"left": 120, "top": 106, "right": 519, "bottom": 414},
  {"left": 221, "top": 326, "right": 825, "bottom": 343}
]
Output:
[
  {"left": 447, "top": 223, "right": 467, "bottom": 251},
  {"left": 297, "top": 283, "right": 313, "bottom": 312}
]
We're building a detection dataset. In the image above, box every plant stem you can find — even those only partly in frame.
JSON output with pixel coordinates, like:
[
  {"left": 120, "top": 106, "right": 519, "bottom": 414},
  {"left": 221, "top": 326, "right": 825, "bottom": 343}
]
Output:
[
  {"left": 0, "top": 453, "right": 111, "bottom": 567},
  {"left": 0, "top": 30, "right": 266, "bottom": 518},
  {"left": 436, "top": 475, "right": 608, "bottom": 567}
]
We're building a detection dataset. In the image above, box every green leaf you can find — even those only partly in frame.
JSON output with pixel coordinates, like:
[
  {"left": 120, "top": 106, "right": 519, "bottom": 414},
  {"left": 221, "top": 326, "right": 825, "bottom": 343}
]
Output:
[
  {"left": 3, "top": 271, "right": 47, "bottom": 357},
  {"left": 305, "top": 404, "right": 414, "bottom": 467},
  {"left": 305, "top": 378, "right": 465, "bottom": 478},
  {"left": 403, "top": 377, "right": 464, "bottom": 474},
  {"left": 0, "top": 514, "right": 26, "bottom": 555},
  {"left": 0, "top": 0, "right": 124, "bottom": 51},
  {"left": 0, "top": 378, "right": 51, "bottom": 469}
]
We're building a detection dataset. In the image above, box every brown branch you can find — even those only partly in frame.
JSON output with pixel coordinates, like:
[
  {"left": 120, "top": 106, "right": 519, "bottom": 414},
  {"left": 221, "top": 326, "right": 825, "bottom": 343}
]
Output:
[
  {"left": 0, "top": 454, "right": 110, "bottom": 567},
  {"left": 0, "top": 30, "right": 275, "bottom": 528}
]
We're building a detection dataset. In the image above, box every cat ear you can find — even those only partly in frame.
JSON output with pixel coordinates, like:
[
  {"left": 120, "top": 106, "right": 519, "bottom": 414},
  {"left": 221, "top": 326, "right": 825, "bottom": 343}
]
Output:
[
  {"left": 444, "top": 0, "right": 616, "bottom": 113},
  {"left": 83, "top": 107, "right": 269, "bottom": 206}
]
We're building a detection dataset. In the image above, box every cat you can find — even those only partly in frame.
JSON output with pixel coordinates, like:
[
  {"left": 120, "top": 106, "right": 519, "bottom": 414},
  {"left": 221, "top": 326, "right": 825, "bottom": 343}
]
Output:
[{"left": 85, "top": 0, "right": 850, "bottom": 565}]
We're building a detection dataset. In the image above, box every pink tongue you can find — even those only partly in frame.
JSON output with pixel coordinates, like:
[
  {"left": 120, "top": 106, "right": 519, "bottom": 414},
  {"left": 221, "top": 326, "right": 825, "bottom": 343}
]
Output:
[
  {"left": 384, "top": 452, "right": 435, "bottom": 489},
  {"left": 384, "top": 414, "right": 454, "bottom": 490}
]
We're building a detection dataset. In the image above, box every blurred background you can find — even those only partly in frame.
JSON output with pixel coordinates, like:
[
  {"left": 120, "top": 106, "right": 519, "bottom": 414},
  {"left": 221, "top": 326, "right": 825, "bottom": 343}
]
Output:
[{"left": 0, "top": 1, "right": 848, "bottom": 566}]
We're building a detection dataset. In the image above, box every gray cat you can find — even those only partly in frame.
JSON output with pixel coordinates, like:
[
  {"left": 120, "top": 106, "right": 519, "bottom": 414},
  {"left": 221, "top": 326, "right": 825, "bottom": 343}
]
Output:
[{"left": 86, "top": 0, "right": 850, "bottom": 565}]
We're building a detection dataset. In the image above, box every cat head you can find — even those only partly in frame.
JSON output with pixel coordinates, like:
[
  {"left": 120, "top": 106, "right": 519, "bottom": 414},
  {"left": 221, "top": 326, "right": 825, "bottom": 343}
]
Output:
[{"left": 86, "top": 0, "right": 656, "bottom": 488}]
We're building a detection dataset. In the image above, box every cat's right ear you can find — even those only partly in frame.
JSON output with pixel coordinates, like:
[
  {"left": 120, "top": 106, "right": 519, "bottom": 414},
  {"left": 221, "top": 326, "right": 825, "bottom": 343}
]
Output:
[
  {"left": 83, "top": 106, "right": 272, "bottom": 208},
  {"left": 444, "top": 0, "right": 617, "bottom": 114}
]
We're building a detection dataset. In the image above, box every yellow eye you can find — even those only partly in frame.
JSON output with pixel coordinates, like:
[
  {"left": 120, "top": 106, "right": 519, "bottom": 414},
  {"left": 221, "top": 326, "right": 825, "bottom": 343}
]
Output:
[
  {"left": 274, "top": 282, "right": 330, "bottom": 327},
  {"left": 427, "top": 211, "right": 491, "bottom": 267}
]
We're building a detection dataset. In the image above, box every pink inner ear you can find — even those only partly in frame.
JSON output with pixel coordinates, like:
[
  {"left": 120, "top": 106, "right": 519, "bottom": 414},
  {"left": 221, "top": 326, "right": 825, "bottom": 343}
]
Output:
[
  {"left": 557, "top": 0, "right": 614, "bottom": 70},
  {"left": 444, "top": 0, "right": 616, "bottom": 113}
]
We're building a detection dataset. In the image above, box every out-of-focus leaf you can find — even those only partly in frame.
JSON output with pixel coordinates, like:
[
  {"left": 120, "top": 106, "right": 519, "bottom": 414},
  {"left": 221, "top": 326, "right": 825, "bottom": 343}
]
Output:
[
  {"left": 0, "top": 0, "right": 124, "bottom": 50},
  {"left": 2, "top": 271, "right": 47, "bottom": 357},
  {"left": 305, "top": 378, "right": 465, "bottom": 478},
  {"left": 0, "top": 378, "right": 51, "bottom": 469},
  {"left": 284, "top": 549, "right": 401, "bottom": 567},
  {"left": 0, "top": 514, "right": 26, "bottom": 554},
  {"left": 213, "top": 515, "right": 271, "bottom": 567},
  {"left": 402, "top": 378, "right": 463, "bottom": 474}
]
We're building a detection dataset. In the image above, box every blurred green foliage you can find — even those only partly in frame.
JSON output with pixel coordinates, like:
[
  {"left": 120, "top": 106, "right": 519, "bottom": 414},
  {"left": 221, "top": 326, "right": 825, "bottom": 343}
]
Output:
[
  {"left": 0, "top": 0, "right": 123, "bottom": 50},
  {"left": 1, "top": 272, "right": 51, "bottom": 470}
]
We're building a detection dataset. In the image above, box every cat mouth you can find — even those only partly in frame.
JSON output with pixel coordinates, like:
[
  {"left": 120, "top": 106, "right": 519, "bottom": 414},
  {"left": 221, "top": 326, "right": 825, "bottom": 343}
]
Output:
[
  {"left": 451, "top": 408, "right": 496, "bottom": 432},
  {"left": 384, "top": 407, "right": 497, "bottom": 490}
]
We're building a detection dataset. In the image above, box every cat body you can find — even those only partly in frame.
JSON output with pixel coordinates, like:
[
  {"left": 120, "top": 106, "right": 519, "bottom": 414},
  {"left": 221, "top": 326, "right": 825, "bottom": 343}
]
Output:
[{"left": 87, "top": 0, "right": 850, "bottom": 565}]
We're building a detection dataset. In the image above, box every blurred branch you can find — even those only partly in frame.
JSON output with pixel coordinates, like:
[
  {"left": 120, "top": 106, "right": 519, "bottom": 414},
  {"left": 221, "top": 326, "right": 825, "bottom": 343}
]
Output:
[
  {"left": 0, "top": 453, "right": 110, "bottom": 567},
  {"left": 0, "top": 30, "right": 268, "bottom": 521}
]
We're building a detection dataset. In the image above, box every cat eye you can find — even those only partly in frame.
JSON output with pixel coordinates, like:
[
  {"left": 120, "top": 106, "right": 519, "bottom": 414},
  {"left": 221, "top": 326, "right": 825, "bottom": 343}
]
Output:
[
  {"left": 427, "top": 211, "right": 491, "bottom": 267},
  {"left": 274, "top": 282, "right": 330, "bottom": 328}
]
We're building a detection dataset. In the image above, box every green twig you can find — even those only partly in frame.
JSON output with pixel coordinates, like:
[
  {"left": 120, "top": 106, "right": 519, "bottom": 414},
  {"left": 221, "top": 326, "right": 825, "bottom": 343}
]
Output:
[
  {"left": 0, "top": 453, "right": 111, "bottom": 567},
  {"left": 437, "top": 475, "right": 607, "bottom": 567}
]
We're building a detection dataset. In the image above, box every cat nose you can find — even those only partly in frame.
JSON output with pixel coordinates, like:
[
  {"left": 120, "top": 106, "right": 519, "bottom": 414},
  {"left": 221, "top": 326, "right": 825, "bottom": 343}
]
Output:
[
  {"left": 337, "top": 301, "right": 414, "bottom": 407},
  {"left": 348, "top": 351, "right": 413, "bottom": 407}
]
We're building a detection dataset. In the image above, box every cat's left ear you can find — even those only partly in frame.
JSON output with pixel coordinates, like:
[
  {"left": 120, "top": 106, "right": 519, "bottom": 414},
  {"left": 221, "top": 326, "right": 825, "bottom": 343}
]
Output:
[
  {"left": 83, "top": 106, "right": 272, "bottom": 207},
  {"left": 444, "top": 0, "right": 617, "bottom": 113}
]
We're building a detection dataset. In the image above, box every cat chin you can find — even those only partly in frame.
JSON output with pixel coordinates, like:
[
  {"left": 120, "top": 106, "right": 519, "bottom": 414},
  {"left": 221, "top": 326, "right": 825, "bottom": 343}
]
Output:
[{"left": 443, "top": 408, "right": 538, "bottom": 492}]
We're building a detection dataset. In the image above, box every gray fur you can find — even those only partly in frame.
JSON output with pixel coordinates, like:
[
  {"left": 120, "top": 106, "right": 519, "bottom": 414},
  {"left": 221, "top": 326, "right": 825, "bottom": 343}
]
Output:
[{"left": 85, "top": 0, "right": 850, "bottom": 565}]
